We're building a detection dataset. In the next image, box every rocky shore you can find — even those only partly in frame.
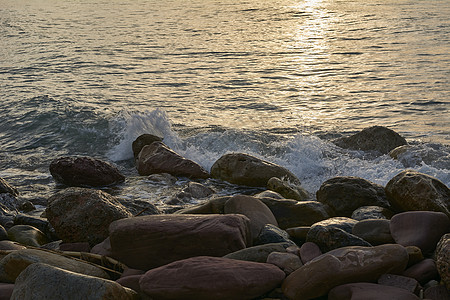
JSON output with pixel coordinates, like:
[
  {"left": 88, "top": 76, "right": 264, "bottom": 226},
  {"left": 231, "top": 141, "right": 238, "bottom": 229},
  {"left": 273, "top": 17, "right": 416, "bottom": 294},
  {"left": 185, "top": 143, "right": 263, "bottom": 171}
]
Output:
[{"left": 0, "top": 126, "right": 449, "bottom": 299}]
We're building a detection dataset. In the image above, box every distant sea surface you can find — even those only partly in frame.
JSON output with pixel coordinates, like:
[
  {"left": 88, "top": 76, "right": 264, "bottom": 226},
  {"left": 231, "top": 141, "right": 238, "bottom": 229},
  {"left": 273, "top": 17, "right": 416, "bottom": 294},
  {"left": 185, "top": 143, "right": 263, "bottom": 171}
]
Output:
[{"left": 1, "top": 0, "right": 449, "bottom": 206}]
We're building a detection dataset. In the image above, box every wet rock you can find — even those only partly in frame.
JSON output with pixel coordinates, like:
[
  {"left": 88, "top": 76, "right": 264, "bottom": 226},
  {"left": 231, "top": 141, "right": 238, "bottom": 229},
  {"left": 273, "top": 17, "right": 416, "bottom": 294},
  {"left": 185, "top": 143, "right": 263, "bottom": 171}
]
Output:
[
  {"left": 328, "top": 282, "right": 420, "bottom": 300},
  {"left": 131, "top": 133, "right": 163, "bottom": 159},
  {"left": 210, "top": 153, "right": 300, "bottom": 187},
  {"left": 147, "top": 173, "right": 177, "bottom": 185},
  {"left": 267, "top": 177, "right": 309, "bottom": 201},
  {"left": 0, "top": 248, "right": 109, "bottom": 283},
  {"left": 282, "top": 244, "right": 409, "bottom": 299},
  {"left": 351, "top": 205, "right": 394, "bottom": 220},
  {"left": 7, "top": 225, "right": 49, "bottom": 247},
  {"left": 259, "top": 198, "right": 329, "bottom": 229},
  {"left": 117, "top": 198, "right": 160, "bottom": 217},
  {"left": 223, "top": 242, "right": 291, "bottom": 263},
  {"left": 0, "top": 194, "right": 22, "bottom": 213},
  {"left": 0, "top": 177, "right": 18, "bottom": 196},
  {"left": 136, "top": 141, "right": 209, "bottom": 179},
  {"left": 139, "top": 256, "right": 285, "bottom": 300},
  {"left": 109, "top": 214, "right": 251, "bottom": 270},
  {"left": 14, "top": 214, "right": 56, "bottom": 241},
  {"left": 333, "top": 126, "right": 407, "bottom": 154},
  {"left": 435, "top": 233, "right": 450, "bottom": 289},
  {"left": 224, "top": 195, "right": 278, "bottom": 242},
  {"left": 168, "top": 182, "right": 215, "bottom": 205},
  {"left": 390, "top": 211, "right": 450, "bottom": 255},
  {"left": 11, "top": 263, "right": 138, "bottom": 300},
  {"left": 254, "top": 190, "right": 285, "bottom": 199},
  {"left": 267, "top": 251, "right": 302, "bottom": 275},
  {"left": 49, "top": 156, "right": 125, "bottom": 187},
  {"left": 352, "top": 219, "right": 395, "bottom": 245},
  {"left": 46, "top": 187, "right": 132, "bottom": 246},
  {"left": 385, "top": 170, "right": 450, "bottom": 216},
  {"left": 403, "top": 259, "right": 439, "bottom": 285},
  {"left": 389, "top": 143, "right": 450, "bottom": 169},
  {"left": 299, "top": 242, "right": 322, "bottom": 264},
  {"left": 316, "top": 176, "right": 390, "bottom": 217}
]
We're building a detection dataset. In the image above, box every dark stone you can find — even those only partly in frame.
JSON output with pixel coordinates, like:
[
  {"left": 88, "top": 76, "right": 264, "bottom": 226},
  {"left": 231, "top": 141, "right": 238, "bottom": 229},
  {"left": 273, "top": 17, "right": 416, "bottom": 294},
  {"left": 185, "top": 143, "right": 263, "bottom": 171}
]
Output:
[
  {"left": 333, "top": 126, "right": 407, "bottom": 154},
  {"left": 136, "top": 142, "right": 209, "bottom": 179},
  {"left": 316, "top": 176, "right": 390, "bottom": 217},
  {"left": 210, "top": 153, "right": 300, "bottom": 187},
  {"left": 403, "top": 259, "right": 439, "bottom": 285},
  {"left": 49, "top": 156, "right": 125, "bottom": 187},
  {"left": 131, "top": 134, "right": 162, "bottom": 159},
  {"left": 351, "top": 205, "right": 394, "bottom": 220},
  {"left": 307, "top": 225, "right": 372, "bottom": 252},
  {"left": 14, "top": 214, "right": 57, "bottom": 241},
  {"left": 267, "top": 177, "right": 309, "bottom": 200},
  {"left": 424, "top": 285, "right": 450, "bottom": 300},
  {"left": 259, "top": 198, "right": 329, "bottom": 229},
  {"left": 352, "top": 219, "right": 395, "bottom": 245},
  {"left": 329, "top": 282, "right": 420, "bottom": 300},
  {"left": 254, "top": 224, "right": 295, "bottom": 246},
  {"left": 385, "top": 170, "right": 450, "bottom": 216},
  {"left": 0, "top": 177, "right": 18, "bottom": 196},
  {"left": 46, "top": 187, "right": 132, "bottom": 246},
  {"left": 378, "top": 274, "right": 420, "bottom": 295},
  {"left": 299, "top": 242, "right": 322, "bottom": 264},
  {"left": 223, "top": 242, "right": 292, "bottom": 263},
  {"left": 436, "top": 233, "right": 450, "bottom": 290}
]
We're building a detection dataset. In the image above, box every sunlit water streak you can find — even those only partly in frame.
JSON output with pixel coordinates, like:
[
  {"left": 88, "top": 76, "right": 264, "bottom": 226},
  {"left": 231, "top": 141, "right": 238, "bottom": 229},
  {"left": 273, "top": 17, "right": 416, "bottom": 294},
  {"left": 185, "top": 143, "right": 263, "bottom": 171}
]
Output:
[{"left": 0, "top": 0, "right": 449, "bottom": 205}]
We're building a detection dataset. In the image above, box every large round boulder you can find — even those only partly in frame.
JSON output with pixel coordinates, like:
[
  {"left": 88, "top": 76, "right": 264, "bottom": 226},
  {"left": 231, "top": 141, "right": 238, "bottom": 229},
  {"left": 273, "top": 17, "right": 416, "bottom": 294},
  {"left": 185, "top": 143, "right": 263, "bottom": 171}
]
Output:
[
  {"left": 316, "top": 176, "right": 390, "bottom": 217},
  {"left": 385, "top": 170, "right": 450, "bottom": 216},
  {"left": 136, "top": 142, "right": 209, "bottom": 179},
  {"left": 49, "top": 156, "right": 125, "bottom": 187},
  {"left": 333, "top": 126, "right": 407, "bottom": 155},
  {"left": 211, "top": 153, "right": 300, "bottom": 187},
  {"left": 139, "top": 256, "right": 285, "bottom": 300},
  {"left": 46, "top": 187, "right": 132, "bottom": 246}
]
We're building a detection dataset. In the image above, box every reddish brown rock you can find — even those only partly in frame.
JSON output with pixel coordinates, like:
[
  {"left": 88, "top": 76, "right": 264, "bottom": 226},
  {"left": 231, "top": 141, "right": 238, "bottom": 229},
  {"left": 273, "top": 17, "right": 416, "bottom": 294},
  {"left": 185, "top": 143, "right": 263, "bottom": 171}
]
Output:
[
  {"left": 0, "top": 283, "right": 14, "bottom": 300},
  {"left": 266, "top": 252, "right": 302, "bottom": 275},
  {"left": 424, "top": 285, "right": 450, "bottom": 300},
  {"left": 46, "top": 187, "right": 132, "bottom": 246},
  {"left": 403, "top": 259, "right": 439, "bottom": 285},
  {"left": 328, "top": 282, "right": 419, "bottom": 300},
  {"left": 224, "top": 195, "right": 278, "bottom": 242},
  {"left": 49, "top": 156, "right": 125, "bottom": 187},
  {"left": 390, "top": 211, "right": 450, "bottom": 255},
  {"left": 436, "top": 233, "right": 450, "bottom": 289},
  {"left": 385, "top": 170, "right": 450, "bottom": 216},
  {"left": 316, "top": 176, "right": 389, "bottom": 217},
  {"left": 136, "top": 142, "right": 209, "bottom": 179},
  {"left": 210, "top": 153, "right": 300, "bottom": 187},
  {"left": 109, "top": 214, "right": 251, "bottom": 270},
  {"left": 299, "top": 242, "right": 322, "bottom": 264},
  {"left": 282, "top": 244, "right": 409, "bottom": 299},
  {"left": 139, "top": 256, "right": 285, "bottom": 300},
  {"left": 116, "top": 275, "right": 143, "bottom": 295},
  {"left": 131, "top": 134, "right": 163, "bottom": 159}
]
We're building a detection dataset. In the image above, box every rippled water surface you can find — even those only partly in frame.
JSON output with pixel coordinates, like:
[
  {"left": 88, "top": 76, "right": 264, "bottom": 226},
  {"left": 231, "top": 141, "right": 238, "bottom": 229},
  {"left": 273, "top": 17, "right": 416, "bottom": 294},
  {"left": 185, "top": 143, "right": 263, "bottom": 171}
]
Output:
[{"left": 0, "top": 0, "right": 449, "bottom": 202}]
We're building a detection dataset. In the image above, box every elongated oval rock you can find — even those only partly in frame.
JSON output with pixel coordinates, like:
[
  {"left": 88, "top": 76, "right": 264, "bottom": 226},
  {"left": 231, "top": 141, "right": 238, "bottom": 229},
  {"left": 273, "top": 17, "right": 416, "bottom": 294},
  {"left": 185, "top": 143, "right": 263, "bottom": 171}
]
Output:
[
  {"left": 136, "top": 142, "right": 209, "bottom": 179},
  {"left": 11, "top": 263, "right": 138, "bottom": 300},
  {"left": 0, "top": 248, "right": 109, "bottom": 283},
  {"left": 49, "top": 156, "right": 125, "bottom": 187},
  {"left": 109, "top": 214, "right": 251, "bottom": 270},
  {"left": 139, "top": 256, "right": 285, "bottom": 300},
  {"left": 282, "top": 244, "right": 409, "bottom": 299},
  {"left": 211, "top": 153, "right": 300, "bottom": 187}
]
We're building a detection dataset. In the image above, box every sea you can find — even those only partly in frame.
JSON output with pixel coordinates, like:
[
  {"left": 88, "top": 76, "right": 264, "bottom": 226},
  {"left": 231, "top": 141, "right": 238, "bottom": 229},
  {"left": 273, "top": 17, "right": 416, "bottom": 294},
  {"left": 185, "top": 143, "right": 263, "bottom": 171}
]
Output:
[{"left": 1, "top": 0, "right": 449, "bottom": 210}]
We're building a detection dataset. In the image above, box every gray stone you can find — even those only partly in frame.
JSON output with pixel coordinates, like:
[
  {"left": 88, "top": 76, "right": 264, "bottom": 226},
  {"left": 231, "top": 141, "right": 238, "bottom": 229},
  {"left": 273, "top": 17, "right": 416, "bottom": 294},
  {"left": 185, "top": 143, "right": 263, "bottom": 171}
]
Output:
[
  {"left": 7, "top": 225, "right": 49, "bottom": 247},
  {"left": 267, "top": 177, "right": 309, "bottom": 201},
  {"left": 435, "top": 233, "right": 450, "bottom": 290},
  {"left": 254, "top": 224, "right": 295, "bottom": 246},
  {"left": 352, "top": 219, "right": 395, "bottom": 245},
  {"left": 210, "top": 153, "right": 300, "bottom": 187},
  {"left": 316, "top": 176, "right": 390, "bottom": 217},
  {"left": 351, "top": 205, "right": 394, "bottom": 220},
  {"left": 223, "top": 242, "right": 292, "bottom": 263},
  {"left": 267, "top": 251, "right": 302, "bottom": 275},
  {"left": 132, "top": 134, "right": 162, "bottom": 159},
  {"left": 11, "top": 263, "right": 138, "bottom": 300}
]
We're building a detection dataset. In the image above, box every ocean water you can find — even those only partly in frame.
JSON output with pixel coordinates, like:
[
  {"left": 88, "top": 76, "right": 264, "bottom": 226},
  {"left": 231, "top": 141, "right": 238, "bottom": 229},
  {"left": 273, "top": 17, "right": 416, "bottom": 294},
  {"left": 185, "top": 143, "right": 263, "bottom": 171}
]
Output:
[{"left": 1, "top": 0, "right": 449, "bottom": 208}]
